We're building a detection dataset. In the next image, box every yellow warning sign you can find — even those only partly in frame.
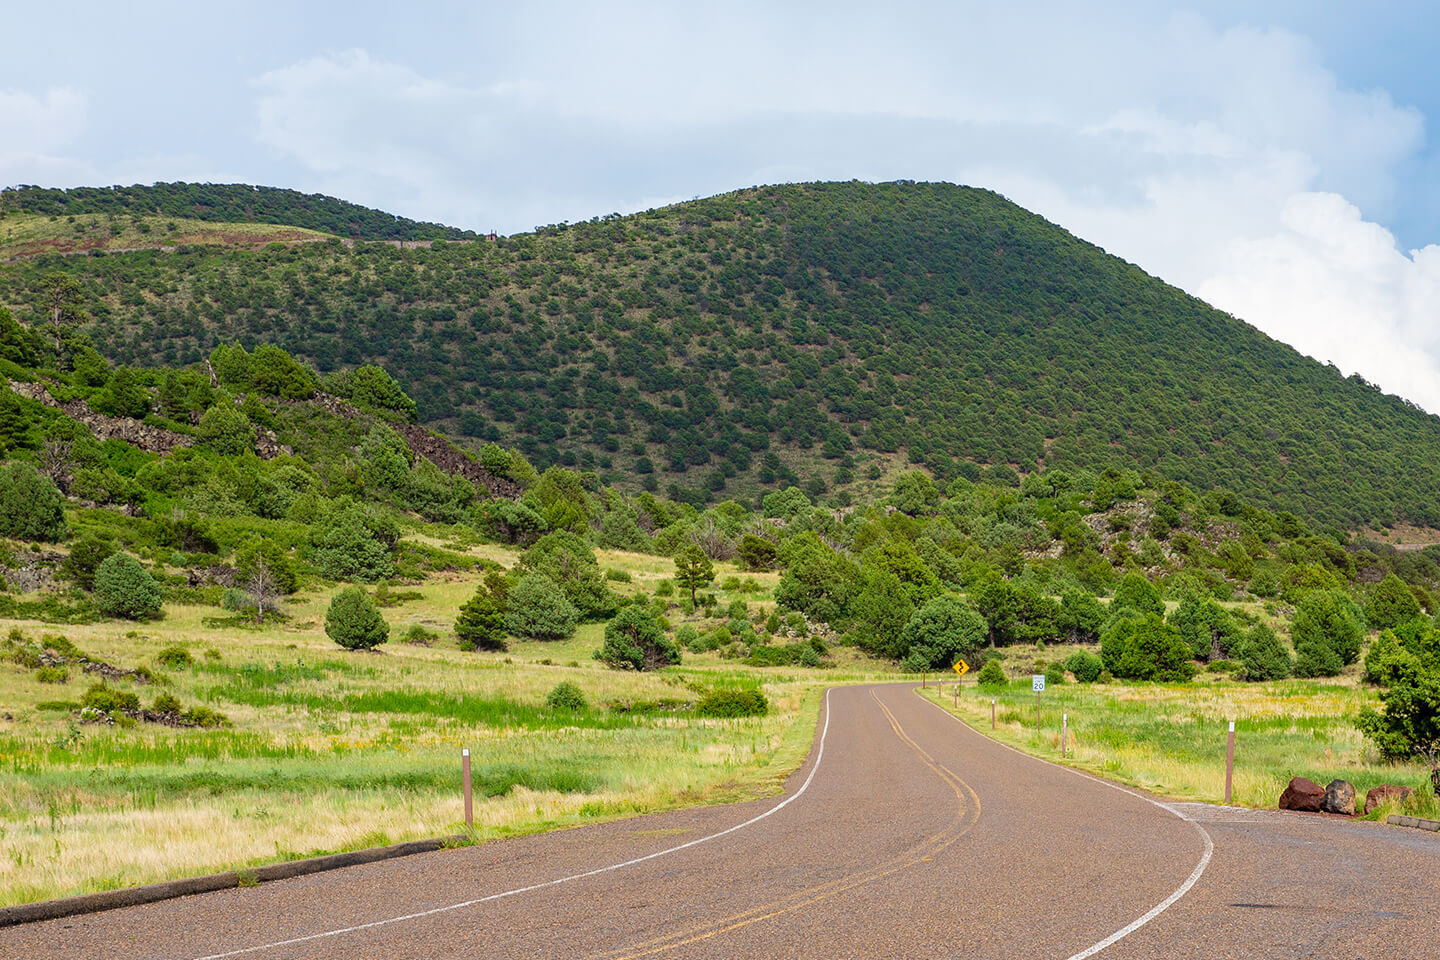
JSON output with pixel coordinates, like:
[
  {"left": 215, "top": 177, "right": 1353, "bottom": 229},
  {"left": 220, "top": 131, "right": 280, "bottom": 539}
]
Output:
[{"left": 952, "top": 659, "right": 969, "bottom": 676}]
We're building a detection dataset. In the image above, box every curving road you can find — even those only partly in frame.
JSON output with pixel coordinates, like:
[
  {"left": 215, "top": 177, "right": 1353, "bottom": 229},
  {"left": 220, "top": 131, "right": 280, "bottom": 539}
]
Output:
[{"left": 6, "top": 684, "right": 1438, "bottom": 959}]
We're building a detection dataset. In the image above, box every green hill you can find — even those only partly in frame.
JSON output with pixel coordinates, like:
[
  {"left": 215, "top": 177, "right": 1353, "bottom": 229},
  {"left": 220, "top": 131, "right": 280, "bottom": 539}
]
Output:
[
  {"left": 1, "top": 180, "right": 1437, "bottom": 527},
  {"left": 0, "top": 182, "right": 476, "bottom": 242}
]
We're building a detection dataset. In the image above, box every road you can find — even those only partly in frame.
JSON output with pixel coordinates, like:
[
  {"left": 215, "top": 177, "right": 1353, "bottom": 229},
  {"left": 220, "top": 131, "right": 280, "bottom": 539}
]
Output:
[{"left": 6, "top": 683, "right": 1438, "bottom": 959}]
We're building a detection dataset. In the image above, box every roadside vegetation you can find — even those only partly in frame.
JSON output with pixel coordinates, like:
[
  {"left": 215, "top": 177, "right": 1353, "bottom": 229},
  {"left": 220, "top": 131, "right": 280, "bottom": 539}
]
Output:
[{"left": 0, "top": 184, "right": 1436, "bottom": 907}]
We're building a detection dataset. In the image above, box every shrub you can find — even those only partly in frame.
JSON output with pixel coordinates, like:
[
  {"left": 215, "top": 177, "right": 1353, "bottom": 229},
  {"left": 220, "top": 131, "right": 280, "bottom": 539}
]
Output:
[
  {"left": 505, "top": 574, "right": 578, "bottom": 641},
  {"left": 604, "top": 567, "right": 632, "bottom": 583},
  {"left": 545, "top": 681, "right": 588, "bottom": 711},
  {"left": 0, "top": 462, "right": 67, "bottom": 542},
  {"left": 595, "top": 606, "right": 680, "bottom": 671},
  {"left": 82, "top": 683, "right": 139, "bottom": 715},
  {"left": 93, "top": 553, "right": 163, "bottom": 620},
  {"left": 1064, "top": 650, "right": 1104, "bottom": 683},
  {"left": 195, "top": 404, "right": 255, "bottom": 455},
  {"left": 1236, "top": 624, "right": 1292, "bottom": 681},
  {"left": 696, "top": 688, "right": 769, "bottom": 718},
  {"left": 324, "top": 586, "right": 389, "bottom": 650},
  {"left": 977, "top": 658, "right": 1007, "bottom": 688},
  {"left": 183, "top": 705, "right": 231, "bottom": 728},
  {"left": 35, "top": 665, "right": 68, "bottom": 683},
  {"left": 155, "top": 646, "right": 194, "bottom": 669},
  {"left": 1044, "top": 662, "right": 1066, "bottom": 686},
  {"left": 151, "top": 692, "right": 183, "bottom": 714},
  {"left": 747, "top": 642, "right": 822, "bottom": 667},
  {"left": 401, "top": 624, "right": 440, "bottom": 645}
]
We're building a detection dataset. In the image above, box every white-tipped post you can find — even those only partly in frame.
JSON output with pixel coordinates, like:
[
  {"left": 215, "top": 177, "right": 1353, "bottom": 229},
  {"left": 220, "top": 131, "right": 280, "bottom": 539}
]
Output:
[
  {"left": 1224, "top": 721, "right": 1236, "bottom": 805},
  {"left": 462, "top": 748, "right": 473, "bottom": 829}
]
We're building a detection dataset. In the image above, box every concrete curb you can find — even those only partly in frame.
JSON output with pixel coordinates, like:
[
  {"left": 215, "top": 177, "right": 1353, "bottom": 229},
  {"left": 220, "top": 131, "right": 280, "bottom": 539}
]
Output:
[
  {"left": 1386, "top": 814, "right": 1440, "bottom": 833},
  {"left": 0, "top": 835, "right": 467, "bottom": 928}
]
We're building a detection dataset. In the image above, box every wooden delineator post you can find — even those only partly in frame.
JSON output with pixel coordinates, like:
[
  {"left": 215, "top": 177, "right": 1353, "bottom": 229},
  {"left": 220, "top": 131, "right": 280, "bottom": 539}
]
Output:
[
  {"left": 462, "top": 748, "right": 474, "bottom": 829},
  {"left": 1062, "top": 713, "right": 1068, "bottom": 759},
  {"left": 990, "top": 699, "right": 996, "bottom": 729},
  {"left": 1224, "top": 721, "right": 1236, "bottom": 805}
]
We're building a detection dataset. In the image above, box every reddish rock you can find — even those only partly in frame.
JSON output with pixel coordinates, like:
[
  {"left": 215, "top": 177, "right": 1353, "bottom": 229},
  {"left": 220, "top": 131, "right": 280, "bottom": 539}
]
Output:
[
  {"left": 1279, "top": 776, "right": 1325, "bottom": 812},
  {"left": 1365, "top": 784, "right": 1414, "bottom": 815},
  {"left": 1323, "top": 779, "right": 1357, "bottom": 816}
]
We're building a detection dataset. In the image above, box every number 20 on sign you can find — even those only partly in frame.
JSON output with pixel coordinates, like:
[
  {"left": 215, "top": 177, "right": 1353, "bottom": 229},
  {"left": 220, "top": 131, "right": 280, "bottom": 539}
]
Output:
[{"left": 1032, "top": 674, "right": 1045, "bottom": 692}]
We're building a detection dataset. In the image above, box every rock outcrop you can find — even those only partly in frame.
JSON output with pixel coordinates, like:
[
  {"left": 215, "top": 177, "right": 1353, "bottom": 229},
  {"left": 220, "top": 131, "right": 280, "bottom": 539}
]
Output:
[
  {"left": 1279, "top": 776, "right": 1325, "bottom": 812},
  {"left": 1322, "top": 779, "right": 1356, "bottom": 816},
  {"left": 1364, "top": 784, "right": 1414, "bottom": 815}
]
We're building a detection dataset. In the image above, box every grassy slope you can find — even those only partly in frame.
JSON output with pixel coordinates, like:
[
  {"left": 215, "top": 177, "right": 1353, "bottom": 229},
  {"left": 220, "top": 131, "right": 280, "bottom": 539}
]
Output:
[
  {"left": 0, "top": 213, "right": 333, "bottom": 259},
  {"left": 0, "top": 544, "right": 875, "bottom": 907}
]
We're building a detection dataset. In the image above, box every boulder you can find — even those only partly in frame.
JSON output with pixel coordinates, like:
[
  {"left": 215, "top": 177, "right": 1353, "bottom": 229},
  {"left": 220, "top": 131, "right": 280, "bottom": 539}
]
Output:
[
  {"left": 1279, "top": 776, "right": 1325, "bottom": 812},
  {"left": 1364, "top": 784, "right": 1414, "bottom": 815},
  {"left": 1322, "top": 779, "right": 1356, "bottom": 816}
]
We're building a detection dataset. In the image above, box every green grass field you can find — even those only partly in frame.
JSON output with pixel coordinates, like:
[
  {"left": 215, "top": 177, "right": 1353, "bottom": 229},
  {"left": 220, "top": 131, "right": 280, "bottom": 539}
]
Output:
[
  {"left": 2, "top": 548, "right": 1434, "bottom": 907},
  {"left": 917, "top": 643, "right": 1438, "bottom": 818}
]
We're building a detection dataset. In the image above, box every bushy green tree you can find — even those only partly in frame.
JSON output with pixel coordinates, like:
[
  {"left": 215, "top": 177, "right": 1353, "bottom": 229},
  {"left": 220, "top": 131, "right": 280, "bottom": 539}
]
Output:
[
  {"left": 1356, "top": 650, "right": 1440, "bottom": 795},
  {"left": 0, "top": 462, "right": 67, "bottom": 542},
  {"left": 1366, "top": 574, "right": 1424, "bottom": 632},
  {"left": 900, "top": 596, "right": 986, "bottom": 671},
  {"left": 310, "top": 505, "right": 395, "bottom": 582},
  {"left": 1292, "top": 589, "right": 1365, "bottom": 677},
  {"left": 775, "top": 531, "right": 858, "bottom": 624},
  {"left": 519, "top": 530, "right": 615, "bottom": 620},
  {"left": 673, "top": 543, "right": 716, "bottom": 605},
  {"left": 1064, "top": 650, "right": 1105, "bottom": 683},
  {"left": 977, "top": 657, "right": 1007, "bottom": 688},
  {"left": 248, "top": 345, "right": 317, "bottom": 399},
  {"left": 505, "top": 573, "right": 578, "bottom": 640},
  {"left": 1236, "top": 624, "right": 1293, "bottom": 681},
  {"left": 762, "top": 486, "right": 811, "bottom": 519},
  {"left": 60, "top": 534, "right": 116, "bottom": 590},
  {"left": 1167, "top": 595, "right": 1241, "bottom": 662},
  {"left": 455, "top": 585, "right": 507, "bottom": 652},
  {"left": 891, "top": 471, "right": 941, "bottom": 515},
  {"left": 93, "top": 553, "right": 162, "bottom": 620},
  {"left": 328, "top": 364, "right": 417, "bottom": 420},
  {"left": 737, "top": 533, "right": 778, "bottom": 571},
  {"left": 1058, "top": 588, "right": 1105, "bottom": 643},
  {"left": 195, "top": 403, "right": 255, "bottom": 456},
  {"left": 595, "top": 606, "right": 680, "bottom": 671},
  {"left": 1101, "top": 612, "right": 1193, "bottom": 682},
  {"left": 325, "top": 586, "right": 389, "bottom": 650},
  {"left": 1111, "top": 573, "right": 1164, "bottom": 617},
  {"left": 850, "top": 566, "right": 914, "bottom": 659}
]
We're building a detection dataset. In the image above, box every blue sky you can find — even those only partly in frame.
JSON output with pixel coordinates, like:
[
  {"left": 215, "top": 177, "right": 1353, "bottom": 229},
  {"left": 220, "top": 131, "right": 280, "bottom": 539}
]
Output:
[{"left": 4, "top": 1, "right": 1439, "bottom": 411}]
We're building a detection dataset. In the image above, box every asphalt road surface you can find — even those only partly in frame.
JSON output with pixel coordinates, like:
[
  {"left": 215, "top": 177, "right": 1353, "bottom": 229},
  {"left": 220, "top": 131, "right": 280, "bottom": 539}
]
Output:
[{"left": 6, "top": 683, "right": 1438, "bottom": 959}]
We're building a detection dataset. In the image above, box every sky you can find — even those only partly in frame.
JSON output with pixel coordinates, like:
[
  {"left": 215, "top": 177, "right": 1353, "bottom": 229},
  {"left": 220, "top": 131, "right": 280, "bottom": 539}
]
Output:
[{"left": 3, "top": 1, "right": 1439, "bottom": 412}]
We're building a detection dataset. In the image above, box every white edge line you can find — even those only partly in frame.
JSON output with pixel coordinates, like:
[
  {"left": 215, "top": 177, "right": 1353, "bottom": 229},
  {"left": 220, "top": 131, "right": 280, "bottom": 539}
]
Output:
[
  {"left": 191, "top": 689, "right": 834, "bottom": 960},
  {"left": 913, "top": 688, "right": 1214, "bottom": 960}
]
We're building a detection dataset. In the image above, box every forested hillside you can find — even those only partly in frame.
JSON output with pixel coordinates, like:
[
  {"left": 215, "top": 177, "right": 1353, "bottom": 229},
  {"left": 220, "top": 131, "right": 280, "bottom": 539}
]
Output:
[
  {"left": 2, "top": 180, "right": 1438, "bottom": 527},
  {"left": 0, "top": 183, "right": 476, "bottom": 242}
]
